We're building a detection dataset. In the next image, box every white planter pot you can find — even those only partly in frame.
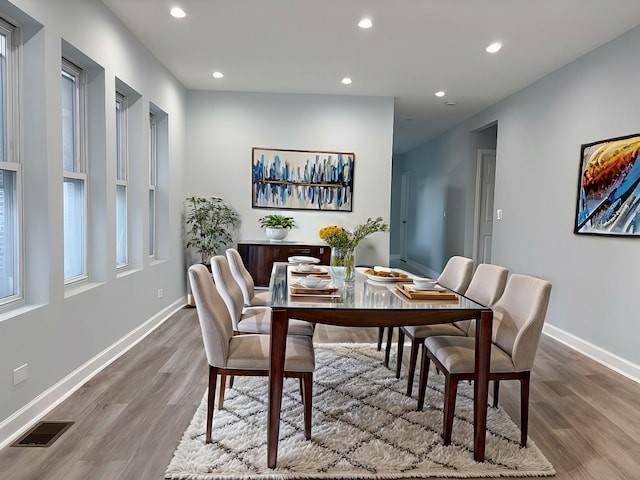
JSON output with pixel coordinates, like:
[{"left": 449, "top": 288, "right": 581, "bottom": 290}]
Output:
[{"left": 265, "top": 227, "right": 288, "bottom": 242}]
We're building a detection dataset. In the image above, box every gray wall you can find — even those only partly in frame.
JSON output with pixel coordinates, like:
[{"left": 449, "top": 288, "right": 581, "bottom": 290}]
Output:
[
  {"left": 0, "top": 0, "right": 188, "bottom": 439},
  {"left": 185, "top": 91, "right": 395, "bottom": 268},
  {"left": 399, "top": 25, "right": 640, "bottom": 377}
]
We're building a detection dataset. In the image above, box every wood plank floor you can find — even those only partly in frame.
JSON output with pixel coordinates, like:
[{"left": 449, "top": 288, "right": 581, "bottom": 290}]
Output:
[{"left": 1, "top": 307, "right": 639, "bottom": 479}]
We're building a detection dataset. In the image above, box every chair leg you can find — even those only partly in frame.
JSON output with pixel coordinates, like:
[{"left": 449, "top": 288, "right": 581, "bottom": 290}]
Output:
[
  {"left": 443, "top": 375, "right": 458, "bottom": 445},
  {"left": 493, "top": 380, "right": 500, "bottom": 408},
  {"left": 417, "top": 348, "right": 431, "bottom": 411},
  {"left": 406, "top": 338, "right": 421, "bottom": 397},
  {"left": 377, "top": 327, "right": 385, "bottom": 351},
  {"left": 520, "top": 372, "right": 530, "bottom": 447},
  {"left": 302, "top": 373, "right": 313, "bottom": 440},
  {"left": 206, "top": 366, "right": 218, "bottom": 443},
  {"left": 384, "top": 327, "right": 394, "bottom": 368},
  {"left": 395, "top": 329, "right": 405, "bottom": 378},
  {"left": 218, "top": 374, "right": 227, "bottom": 410}
]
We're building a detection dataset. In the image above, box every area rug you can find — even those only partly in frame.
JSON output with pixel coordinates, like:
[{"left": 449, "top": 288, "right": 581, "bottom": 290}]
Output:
[{"left": 165, "top": 343, "right": 555, "bottom": 479}]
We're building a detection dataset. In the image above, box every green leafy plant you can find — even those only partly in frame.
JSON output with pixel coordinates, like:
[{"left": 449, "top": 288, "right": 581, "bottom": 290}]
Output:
[
  {"left": 259, "top": 214, "right": 296, "bottom": 229},
  {"left": 185, "top": 196, "right": 240, "bottom": 264}
]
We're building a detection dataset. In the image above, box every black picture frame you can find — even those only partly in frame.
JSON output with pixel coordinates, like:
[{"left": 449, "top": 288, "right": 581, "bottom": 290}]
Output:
[
  {"left": 251, "top": 147, "right": 354, "bottom": 212},
  {"left": 574, "top": 133, "right": 640, "bottom": 236}
]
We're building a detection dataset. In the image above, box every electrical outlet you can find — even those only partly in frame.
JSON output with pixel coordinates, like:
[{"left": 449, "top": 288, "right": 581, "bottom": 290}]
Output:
[
  {"left": 157, "top": 288, "right": 164, "bottom": 299},
  {"left": 13, "top": 364, "right": 28, "bottom": 386}
]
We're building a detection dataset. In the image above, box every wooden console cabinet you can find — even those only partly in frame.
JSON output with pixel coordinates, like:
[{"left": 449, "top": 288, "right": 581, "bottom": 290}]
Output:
[{"left": 237, "top": 241, "right": 331, "bottom": 287}]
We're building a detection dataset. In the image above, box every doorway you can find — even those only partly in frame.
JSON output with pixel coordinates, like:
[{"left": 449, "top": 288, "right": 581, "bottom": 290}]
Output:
[{"left": 473, "top": 149, "right": 496, "bottom": 264}]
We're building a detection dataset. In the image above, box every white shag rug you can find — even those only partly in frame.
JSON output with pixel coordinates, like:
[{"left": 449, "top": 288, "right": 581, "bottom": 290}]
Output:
[{"left": 165, "top": 343, "right": 555, "bottom": 479}]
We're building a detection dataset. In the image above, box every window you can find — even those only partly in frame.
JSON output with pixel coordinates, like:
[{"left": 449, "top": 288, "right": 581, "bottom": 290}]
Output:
[
  {"left": 115, "top": 92, "right": 128, "bottom": 268},
  {"left": 148, "top": 111, "right": 156, "bottom": 258},
  {"left": 0, "top": 19, "right": 20, "bottom": 305},
  {"left": 62, "top": 59, "right": 86, "bottom": 283}
]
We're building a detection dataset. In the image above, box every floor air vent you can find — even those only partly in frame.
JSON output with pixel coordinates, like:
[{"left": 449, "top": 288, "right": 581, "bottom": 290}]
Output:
[{"left": 11, "top": 421, "right": 74, "bottom": 447}]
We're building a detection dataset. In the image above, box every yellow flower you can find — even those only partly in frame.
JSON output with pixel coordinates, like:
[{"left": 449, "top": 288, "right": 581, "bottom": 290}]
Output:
[{"left": 318, "top": 217, "right": 389, "bottom": 250}]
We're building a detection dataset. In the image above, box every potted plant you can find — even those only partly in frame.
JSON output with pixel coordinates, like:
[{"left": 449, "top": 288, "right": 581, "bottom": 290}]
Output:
[
  {"left": 259, "top": 214, "right": 295, "bottom": 241},
  {"left": 185, "top": 195, "right": 240, "bottom": 265}
]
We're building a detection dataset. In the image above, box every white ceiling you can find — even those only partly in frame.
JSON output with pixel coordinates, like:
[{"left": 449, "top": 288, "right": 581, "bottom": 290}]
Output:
[{"left": 101, "top": 0, "right": 640, "bottom": 154}]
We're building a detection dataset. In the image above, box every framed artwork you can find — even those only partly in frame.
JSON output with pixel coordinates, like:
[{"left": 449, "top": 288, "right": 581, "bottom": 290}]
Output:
[
  {"left": 252, "top": 147, "right": 354, "bottom": 211},
  {"left": 574, "top": 133, "right": 640, "bottom": 236}
]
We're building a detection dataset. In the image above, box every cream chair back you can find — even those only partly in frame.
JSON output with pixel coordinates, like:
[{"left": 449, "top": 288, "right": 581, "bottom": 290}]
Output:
[
  {"left": 226, "top": 248, "right": 255, "bottom": 306},
  {"left": 491, "top": 273, "right": 552, "bottom": 371},
  {"left": 188, "top": 264, "right": 233, "bottom": 368},
  {"left": 437, "top": 256, "right": 474, "bottom": 293},
  {"left": 210, "top": 255, "right": 245, "bottom": 330},
  {"left": 457, "top": 263, "right": 509, "bottom": 335}
]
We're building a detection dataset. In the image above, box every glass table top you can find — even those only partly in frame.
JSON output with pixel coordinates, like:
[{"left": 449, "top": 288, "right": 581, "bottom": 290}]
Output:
[{"left": 268, "top": 263, "right": 489, "bottom": 312}]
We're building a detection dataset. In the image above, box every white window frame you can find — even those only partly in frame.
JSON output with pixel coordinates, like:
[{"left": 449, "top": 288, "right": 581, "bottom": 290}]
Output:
[
  {"left": 115, "top": 91, "right": 128, "bottom": 269},
  {"left": 0, "top": 17, "right": 21, "bottom": 307},
  {"left": 148, "top": 111, "right": 156, "bottom": 258},
  {"left": 62, "top": 58, "right": 88, "bottom": 284}
]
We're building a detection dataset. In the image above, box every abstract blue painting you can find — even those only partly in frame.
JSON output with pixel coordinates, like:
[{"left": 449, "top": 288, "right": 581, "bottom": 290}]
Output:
[{"left": 252, "top": 147, "right": 354, "bottom": 211}]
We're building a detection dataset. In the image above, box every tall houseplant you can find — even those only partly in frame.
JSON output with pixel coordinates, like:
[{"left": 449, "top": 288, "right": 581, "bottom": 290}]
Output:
[{"left": 185, "top": 195, "right": 240, "bottom": 264}]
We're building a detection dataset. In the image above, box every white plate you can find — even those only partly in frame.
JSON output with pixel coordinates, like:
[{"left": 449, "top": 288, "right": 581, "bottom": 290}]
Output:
[
  {"left": 357, "top": 267, "right": 413, "bottom": 283},
  {"left": 291, "top": 266, "right": 327, "bottom": 274},
  {"left": 288, "top": 256, "right": 321, "bottom": 264},
  {"left": 293, "top": 280, "right": 331, "bottom": 290},
  {"left": 406, "top": 283, "right": 444, "bottom": 292}
]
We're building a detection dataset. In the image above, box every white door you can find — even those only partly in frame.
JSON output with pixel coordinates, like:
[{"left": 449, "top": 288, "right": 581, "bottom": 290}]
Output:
[
  {"left": 399, "top": 172, "right": 410, "bottom": 262},
  {"left": 474, "top": 150, "right": 496, "bottom": 264}
]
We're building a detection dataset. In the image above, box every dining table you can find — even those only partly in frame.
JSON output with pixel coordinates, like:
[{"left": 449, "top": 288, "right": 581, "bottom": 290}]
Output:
[{"left": 266, "top": 262, "right": 493, "bottom": 468}]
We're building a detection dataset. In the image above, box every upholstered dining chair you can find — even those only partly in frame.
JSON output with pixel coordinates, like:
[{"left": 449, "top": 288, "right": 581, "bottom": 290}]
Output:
[
  {"left": 392, "top": 256, "right": 475, "bottom": 396},
  {"left": 188, "top": 263, "right": 315, "bottom": 443},
  {"left": 226, "top": 248, "right": 270, "bottom": 306},
  {"left": 210, "top": 255, "right": 314, "bottom": 337},
  {"left": 418, "top": 273, "right": 552, "bottom": 447},
  {"left": 412, "top": 263, "right": 509, "bottom": 408}
]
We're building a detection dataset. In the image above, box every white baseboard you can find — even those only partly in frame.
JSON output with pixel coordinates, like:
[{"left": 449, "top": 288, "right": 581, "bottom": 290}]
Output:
[
  {"left": 0, "top": 298, "right": 187, "bottom": 450},
  {"left": 543, "top": 323, "right": 640, "bottom": 384}
]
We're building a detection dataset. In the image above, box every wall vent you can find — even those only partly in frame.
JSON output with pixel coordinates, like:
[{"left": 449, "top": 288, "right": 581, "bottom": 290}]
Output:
[{"left": 11, "top": 421, "right": 74, "bottom": 447}]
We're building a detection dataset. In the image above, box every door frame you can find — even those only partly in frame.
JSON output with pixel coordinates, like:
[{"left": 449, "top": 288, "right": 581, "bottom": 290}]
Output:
[
  {"left": 399, "top": 171, "right": 410, "bottom": 262},
  {"left": 472, "top": 149, "right": 496, "bottom": 265}
]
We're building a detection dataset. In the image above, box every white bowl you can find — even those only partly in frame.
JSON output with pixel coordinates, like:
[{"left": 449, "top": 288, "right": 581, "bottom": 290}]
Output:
[
  {"left": 413, "top": 278, "right": 438, "bottom": 290},
  {"left": 300, "top": 275, "right": 324, "bottom": 288},
  {"left": 297, "top": 263, "right": 316, "bottom": 272}
]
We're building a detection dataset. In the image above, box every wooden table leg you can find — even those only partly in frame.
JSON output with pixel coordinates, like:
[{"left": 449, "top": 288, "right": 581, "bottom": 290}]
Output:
[
  {"left": 473, "top": 310, "right": 492, "bottom": 462},
  {"left": 267, "top": 309, "right": 288, "bottom": 468}
]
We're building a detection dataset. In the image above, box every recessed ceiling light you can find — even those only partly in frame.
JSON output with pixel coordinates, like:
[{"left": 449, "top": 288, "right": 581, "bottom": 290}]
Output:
[
  {"left": 170, "top": 7, "right": 186, "bottom": 18},
  {"left": 212, "top": 71, "right": 224, "bottom": 79},
  {"left": 435, "top": 91, "right": 445, "bottom": 97},
  {"left": 485, "top": 42, "right": 502, "bottom": 53},
  {"left": 341, "top": 77, "right": 352, "bottom": 85},
  {"left": 358, "top": 18, "right": 372, "bottom": 29}
]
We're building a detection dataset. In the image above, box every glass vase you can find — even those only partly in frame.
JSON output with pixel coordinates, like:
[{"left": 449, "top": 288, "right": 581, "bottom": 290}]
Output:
[{"left": 330, "top": 247, "right": 356, "bottom": 286}]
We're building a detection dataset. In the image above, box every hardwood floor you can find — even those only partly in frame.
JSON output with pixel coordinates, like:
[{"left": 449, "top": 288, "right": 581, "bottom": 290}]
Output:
[{"left": 1, "top": 307, "right": 639, "bottom": 479}]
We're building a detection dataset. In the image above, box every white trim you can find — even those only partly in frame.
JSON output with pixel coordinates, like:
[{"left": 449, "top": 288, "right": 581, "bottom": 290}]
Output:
[
  {"left": 543, "top": 323, "right": 640, "bottom": 385},
  {"left": 0, "top": 298, "right": 187, "bottom": 449}
]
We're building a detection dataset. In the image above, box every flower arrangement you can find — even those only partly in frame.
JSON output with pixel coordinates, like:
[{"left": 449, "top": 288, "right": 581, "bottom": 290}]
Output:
[
  {"left": 319, "top": 217, "right": 389, "bottom": 284},
  {"left": 318, "top": 217, "right": 389, "bottom": 250}
]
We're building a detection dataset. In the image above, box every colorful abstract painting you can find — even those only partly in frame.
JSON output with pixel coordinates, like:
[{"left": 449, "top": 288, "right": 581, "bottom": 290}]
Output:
[
  {"left": 252, "top": 148, "right": 354, "bottom": 211},
  {"left": 575, "top": 134, "right": 640, "bottom": 236}
]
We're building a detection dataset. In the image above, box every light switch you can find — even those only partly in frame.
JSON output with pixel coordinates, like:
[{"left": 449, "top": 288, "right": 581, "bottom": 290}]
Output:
[{"left": 496, "top": 209, "right": 503, "bottom": 220}]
